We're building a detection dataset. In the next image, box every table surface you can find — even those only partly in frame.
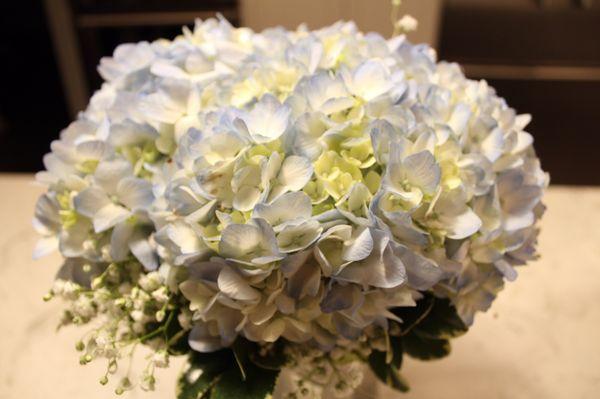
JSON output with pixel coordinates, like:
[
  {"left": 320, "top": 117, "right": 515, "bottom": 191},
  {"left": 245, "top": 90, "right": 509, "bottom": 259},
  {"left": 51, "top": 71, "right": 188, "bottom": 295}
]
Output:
[{"left": 0, "top": 174, "right": 598, "bottom": 399}]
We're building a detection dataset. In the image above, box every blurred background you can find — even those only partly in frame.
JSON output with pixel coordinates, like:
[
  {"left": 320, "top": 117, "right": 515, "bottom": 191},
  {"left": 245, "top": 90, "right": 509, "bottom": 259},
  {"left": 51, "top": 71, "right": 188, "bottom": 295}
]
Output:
[{"left": 0, "top": 0, "right": 598, "bottom": 184}]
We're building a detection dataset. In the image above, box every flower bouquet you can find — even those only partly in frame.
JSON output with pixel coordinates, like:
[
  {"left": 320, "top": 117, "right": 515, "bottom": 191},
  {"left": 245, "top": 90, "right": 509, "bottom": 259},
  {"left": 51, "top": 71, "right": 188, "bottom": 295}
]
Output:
[{"left": 34, "top": 10, "right": 547, "bottom": 399}]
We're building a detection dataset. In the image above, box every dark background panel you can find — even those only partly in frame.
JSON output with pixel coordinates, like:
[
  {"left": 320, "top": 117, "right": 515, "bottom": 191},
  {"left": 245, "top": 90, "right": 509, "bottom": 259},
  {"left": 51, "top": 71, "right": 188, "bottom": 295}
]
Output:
[
  {"left": 0, "top": 1, "right": 69, "bottom": 172},
  {"left": 483, "top": 80, "right": 600, "bottom": 185},
  {"left": 0, "top": 0, "right": 598, "bottom": 185},
  {"left": 438, "top": 3, "right": 600, "bottom": 185},
  {"left": 440, "top": 6, "right": 600, "bottom": 67}
]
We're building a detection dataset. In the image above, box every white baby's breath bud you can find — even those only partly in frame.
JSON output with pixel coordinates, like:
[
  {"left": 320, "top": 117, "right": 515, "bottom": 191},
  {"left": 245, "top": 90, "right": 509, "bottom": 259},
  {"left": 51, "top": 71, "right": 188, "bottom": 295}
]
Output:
[
  {"left": 65, "top": 281, "right": 83, "bottom": 300},
  {"left": 132, "top": 321, "right": 145, "bottom": 334},
  {"left": 51, "top": 280, "right": 65, "bottom": 295},
  {"left": 134, "top": 288, "right": 151, "bottom": 303},
  {"left": 94, "top": 331, "right": 110, "bottom": 348},
  {"left": 108, "top": 359, "right": 118, "bottom": 374},
  {"left": 131, "top": 309, "right": 146, "bottom": 322},
  {"left": 139, "top": 272, "right": 162, "bottom": 292},
  {"left": 101, "top": 245, "right": 112, "bottom": 262},
  {"left": 118, "top": 282, "right": 133, "bottom": 295},
  {"left": 119, "top": 377, "right": 132, "bottom": 390},
  {"left": 83, "top": 240, "right": 96, "bottom": 254},
  {"left": 141, "top": 373, "right": 156, "bottom": 391},
  {"left": 152, "top": 350, "right": 169, "bottom": 368},
  {"left": 151, "top": 286, "right": 169, "bottom": 303},
  {"left": 155, "top": 309, "right": 166, "bottom": 322},
  {"left": 114, "top": 297, "right": 127, "bottom": 308},
  {"left": 395, "top": 14, "right": 418, "bottom": 32},
  {"left": 73, "top": 296, "right": 95, "bottom": 319},
  {"left": 91, "top": 276, "right": 103, "bottom": 290},
  {"left": 177, "top": 308, "right": 193, "bottom": 330},
  {"left": 79, "top": 353, "right": 93, "bottom": 365}
]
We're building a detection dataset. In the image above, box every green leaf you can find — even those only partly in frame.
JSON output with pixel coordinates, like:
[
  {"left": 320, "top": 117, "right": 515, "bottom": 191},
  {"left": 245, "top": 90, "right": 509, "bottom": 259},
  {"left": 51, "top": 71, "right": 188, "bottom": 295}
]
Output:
[
  {"left": 392, "top": 293, "right": 467, "bottom": 339},
  {"left": 177, "top": 339, "right": 280, "bottom": 399},
  {"left": 368, "top": 350, "right": 410, "bottom": 393},
  {"left": 414, "top": 297, "right": 468, "bottom": 339},
  {"left": 388, "top": 335, "right": 403, "bottom": 368},
  {"left": 176, "top": 351, "right": 231, "bottom": 399},
  {"left": 231, "top": 340, "right": 249, "bottom": 381},
  {"left": 402, "top": 331, "right": 451, "bottom": 360},
  {"left": 164, "top": 309, "right": 191, "bottom": 355},
  {"left": 210, "top": 360, "right": 279, "bottom": 399},
  {"left": 392, "top": 293, "right": 435, "bottom": 330}
]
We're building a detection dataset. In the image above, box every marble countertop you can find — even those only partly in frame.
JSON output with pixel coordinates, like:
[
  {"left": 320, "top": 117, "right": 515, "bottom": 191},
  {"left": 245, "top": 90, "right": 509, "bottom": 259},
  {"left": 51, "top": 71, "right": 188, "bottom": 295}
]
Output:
[{"left": 1, "top": 174, "right": 598, "bottom": 399}]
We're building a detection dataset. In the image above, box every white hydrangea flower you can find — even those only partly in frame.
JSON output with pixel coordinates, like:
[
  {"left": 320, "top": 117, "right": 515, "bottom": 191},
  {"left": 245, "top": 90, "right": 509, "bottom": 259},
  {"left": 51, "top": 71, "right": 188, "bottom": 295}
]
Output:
[{"left": 35, "top": 15, "right": 548, "bottom": 395}]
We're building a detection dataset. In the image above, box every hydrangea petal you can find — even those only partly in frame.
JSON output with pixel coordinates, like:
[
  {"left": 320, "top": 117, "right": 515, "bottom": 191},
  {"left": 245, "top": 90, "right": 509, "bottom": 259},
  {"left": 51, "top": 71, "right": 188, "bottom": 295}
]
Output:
[
  {"left": 278, "top": 155, "right": 313, "bottom": 191},
  {"left": 93, "top": 203, "right": 131, "bottom": 233},
  {"left": 117, "top": 177, "right": 154, "bottom": 211},
  {"left": 73, "top": 187, "right": 111, "bottom": 218},
  {"left": 217, "top": 267, "right": 261, "bottom": 302}
]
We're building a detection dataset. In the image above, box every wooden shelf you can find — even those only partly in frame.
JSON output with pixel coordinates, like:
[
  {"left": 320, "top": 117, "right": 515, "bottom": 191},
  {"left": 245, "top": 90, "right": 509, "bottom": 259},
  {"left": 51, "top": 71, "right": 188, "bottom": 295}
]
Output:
[
  {"left": 76, "top": 9, "right": 238, "bottom": 28},
  {"left": 462, "top": 64, "right": 600, "bottom": 81}
]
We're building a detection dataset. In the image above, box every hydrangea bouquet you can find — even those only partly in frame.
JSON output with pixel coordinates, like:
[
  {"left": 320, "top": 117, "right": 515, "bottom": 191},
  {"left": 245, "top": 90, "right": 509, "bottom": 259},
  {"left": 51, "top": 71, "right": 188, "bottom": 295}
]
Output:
[{"left": 34, "top": 13, "right": 548, "bottom": 399}]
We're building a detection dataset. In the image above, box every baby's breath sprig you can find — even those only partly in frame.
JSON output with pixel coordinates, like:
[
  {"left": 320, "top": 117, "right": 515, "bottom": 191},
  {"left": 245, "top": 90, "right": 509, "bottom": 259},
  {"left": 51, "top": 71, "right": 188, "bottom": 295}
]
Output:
[
  {"left": 390, "top": 0, "right": 418, "bottom": 36},
  {"left": 49, "top": 258, "right": 187, "bottom": 392}
]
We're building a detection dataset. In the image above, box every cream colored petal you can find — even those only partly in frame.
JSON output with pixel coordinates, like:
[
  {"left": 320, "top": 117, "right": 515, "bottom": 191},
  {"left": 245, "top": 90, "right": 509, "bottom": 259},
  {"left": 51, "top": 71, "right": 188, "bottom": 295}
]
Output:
[
  {"left": 253, "top": 191, "right": 312, "bottom": 226},
  {"left": 189, "top": 322, "right": 223, "bottom": 352},
  {"left": 93, "top": 203, "right": 131, "bottom": 233},
  {"left": 33, "top": 236, "right": 59, "bottom": 259},
  {"left": 73, "top": 187, "right": 111, "bottom": 218},
  {"left": 248, "top": 302, "right": 278, "bottom": 325},
  {"left": 440, "top": 206, "right": 482, "bottom": 240},
  {"left": 403, "top": 151, "right": 441, "bottom": 195},
  {"left": 341, "top": 227, "right": 373, "bottom": 262},
  {"left": 277, "top": 155, "right": 313, "bottom": 191},
  {"left": 166, "top": 221, "right": 202, "bottom": 254},
  {"left": 480, "top": 127, "right": 505, "bottom": 162},
  {"left": 217, "top": 267, "right": 261, "bottom": 302},
  {"left": 277, "top": 220, "right": 322, "bottom": 253},
  {"left": 261, "top": 318, "right": 286, "bottom": 342},
  {"left": 110, "top": 221, "right": 134, "bottom": 261},
  {"left": 233, "top": 186, "right": 261, "bottom": 212},
  {"left": 287, "top": 261, "right": 321, "bottom": 300},
  {"left": 345, "top": 60, "right": 393, "bottom": 101},
  {"left": 129, "top": 232, "right": 158, "bottom": 271},
  {"left": 117, "top": 177, "right": 154, "bottom": 211},
  {"left": 94, "top": 159, "right": 133, "bottom": 195}
]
